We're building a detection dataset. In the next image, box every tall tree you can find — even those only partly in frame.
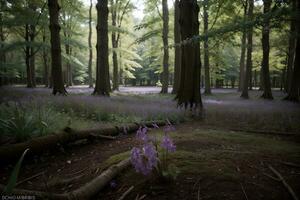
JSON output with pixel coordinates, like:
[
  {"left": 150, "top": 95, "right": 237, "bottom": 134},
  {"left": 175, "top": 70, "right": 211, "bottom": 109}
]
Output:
[
  {"left": 48, "top": 0, "right": 67, "bottom": 95},
  {"left": 203, "top": 0, "right": 211, "bottom": 95},
  {"left": 160, "top": 0, "right": 169, "bottom": 93},
  {"left": 238, "top": 0, "right": 247, "bottom": 91},
  {"left": 110, "top": 0, "right": 131, "bottom": 91},
  {"left": 285, "top": 0, "right": 300, "bottom": 102},
  {"left": 172, "top": 0, "right": 181, "bottom": 94},
  {"left": 176, "top": 0, "right": 203, "bottom": 112},
  {"left": 0, "top": 0, "right": 7, "bottom": 86},
  {"left": 241, "top": 0, "right": 253, "bottom": 99},
  {"left": 88, "top": 0, "right": 93, "bottom": 88},
  {"left": 261, "top": 0, "right": 273, "bottom": 99},
  {"left": 93, "top": 0, "right": 110, "bottom": 96},
  {"left": 285, "top": 0, "right": 297, "bottom": 93}
]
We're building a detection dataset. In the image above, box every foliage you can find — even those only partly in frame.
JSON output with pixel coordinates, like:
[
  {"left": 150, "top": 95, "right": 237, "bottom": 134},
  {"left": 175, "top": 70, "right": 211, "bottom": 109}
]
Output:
[{"left": 3, "top": 149, "right": 29, "bottom": 194}]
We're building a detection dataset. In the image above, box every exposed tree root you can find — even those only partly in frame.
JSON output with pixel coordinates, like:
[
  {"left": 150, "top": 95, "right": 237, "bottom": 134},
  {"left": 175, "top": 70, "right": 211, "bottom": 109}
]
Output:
[
  {"left": 0, "top": 158, "right": 131, "bottom": 199},
  {"left": 0, "top": 121, "right": 167, "bottom": 161}
]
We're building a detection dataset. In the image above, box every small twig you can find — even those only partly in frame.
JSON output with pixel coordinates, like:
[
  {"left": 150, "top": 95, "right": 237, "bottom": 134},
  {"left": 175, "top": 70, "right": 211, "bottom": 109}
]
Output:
[
  {"left": 269, "top": 165, "right": 299, "bottom": 200},
  {"left": 138, "top": 194, "right": 147, "bottom": 200},
  {"left": 197, "top": 184, "right": 201, "bottom": 200},
  {"left": 117, "top": 186, "right": 134, "bottom": 200},
  {"left": 279, "top": 161, "right": 300, "bottom": 168},
  {"left": 240, "top": 183, "right": 249, "bottom": 200},
  {"left": 89, "top": 134, "right": 116, "bottom": 140},
  {"left": 16, "top": 171, "right": 45, "bottom": 186}
]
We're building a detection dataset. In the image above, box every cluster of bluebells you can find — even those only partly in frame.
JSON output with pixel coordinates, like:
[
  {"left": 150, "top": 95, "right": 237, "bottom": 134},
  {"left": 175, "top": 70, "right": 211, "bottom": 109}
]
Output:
[{"left": 130, "top": 122, "right": 176, "bottom": 176}]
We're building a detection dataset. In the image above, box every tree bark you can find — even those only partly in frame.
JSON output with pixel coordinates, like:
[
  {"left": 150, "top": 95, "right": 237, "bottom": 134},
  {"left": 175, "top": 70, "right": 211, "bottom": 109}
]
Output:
[
  {"left": 285, "top": 0, "right": 297, "bottom": 93},
  {"left": 111, "top": 0, "right": 119, "bottom": 91},
  {"left": 25, "top": 24, "right": 34, "bottom": 88},
  {"left": 161, "top": 0, "right": 169, "bottom": 94},
  {"left": 29, "top": 23, "right": 36, "bottom": 87},
  {"left": 172, "top": 0, "right": 181, "bottom": 94},
  {"left": 0, "top": 1, "right": 6, "bottom": 87},
  {"left": 65, "top": 44, "right": 73, "bottom": 87},
  {"left": 88, "top": 0, "right": 93, "bottom": 88},
  {"left": 93, "top": 0, "right": 110, "bottom": 96},
  {"left": 42, "top": 29, "right": 49, "bottom": 87},
  {"left": 203, "top": 0, "right": 211, "bottom": 95},
  {"left": 241, "top": 0, "right": 253, "bottom": 99},
  {"left": 176, "top": 0, "right": 203, "bottom": 112},
  {"left": 261, "top": 0, "right": 273, "bottom": 99},
  {"left": 238, "top": 1, "right": 247, "bottom": 91},
  {"left": 285, "top": 0, "right": 300, "bottom": 102},
  {"left": 48, "top": 0, "right": 67, "bottom": 95}
]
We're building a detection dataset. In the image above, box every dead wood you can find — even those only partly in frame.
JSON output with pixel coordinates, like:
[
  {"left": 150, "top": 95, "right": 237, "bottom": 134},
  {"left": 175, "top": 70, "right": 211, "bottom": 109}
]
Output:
[
  {"left": 0, "top": 120, "right": 167, "bottom": 161},
  {"left": 16, "top": 171, "right": 45, "bottom": 186},
  {"left": 47, "top": 174, "right": 84, "bottom": 187},
  {"left": 0, "top": 158, "right": 131, "bottom": 200},
  {"left": 117, "top": 185, "right": 134, "bottom": 200},
  {"left": 269, "top": 165, "right": 299, "bottom": 200}
]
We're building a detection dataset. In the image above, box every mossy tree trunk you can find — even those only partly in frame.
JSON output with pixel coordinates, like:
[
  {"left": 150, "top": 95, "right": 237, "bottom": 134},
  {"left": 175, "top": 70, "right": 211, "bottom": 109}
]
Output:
[
  {"left": 176, "top": 0, "right": 203, "bottom": 111},
  {"left": 261, "top": 0, "right": 273, "bottom": 99},
  {"left": 93, "top": 0, "right": 110, "bottom": 96},
  {"left": 161, "top": 0, "right": 169, "bottom": 94},
  {"left": 111, "top": 0, "right": 119, "bottom": 91},
  {"left": 48, "top": 0, "right": 67, "bottom": 95}
]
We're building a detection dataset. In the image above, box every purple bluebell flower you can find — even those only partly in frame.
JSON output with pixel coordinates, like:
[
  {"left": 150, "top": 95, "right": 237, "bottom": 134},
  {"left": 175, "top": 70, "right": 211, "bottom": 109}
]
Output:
[
  {"left": 163, "top": 124, "right": 176, "bottom": 133},
  {"left": 161, "top": 135, "right": 176, "bottom": 152},
  {"left": 130, "top": 143, "right": 158, "bottom": 175},
  {"left": 136, "top": 126, "right": 148, "bottom": 142},
  {"left": 110, "top": 180, "right": 117, "bottom": 188}
]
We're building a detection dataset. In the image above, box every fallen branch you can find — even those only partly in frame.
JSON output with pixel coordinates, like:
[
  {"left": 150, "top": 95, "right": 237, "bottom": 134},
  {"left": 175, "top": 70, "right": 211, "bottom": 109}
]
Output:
[
  {"left": 279, "top": 161, "right": 300, "bottom": 168},
  {"left": 88, "top": 133, "right": 116, "bottom": 140},
  {"left": 0, "top": 121, "right": 167, "bottom": 161},
  {"left": 47, "top": 174, "right": 84, "bottom": 187},
  {"left": 0, "top": 158, "right": 131, "bottom": 199},
  {"left": 269, "top": 165, "right": 299, "bottom": 200},
  {"left": 117, "top": 186, "right": 134, "bottom": 200},
  {"left": 16, "top": 171, "right": 45, "bottom": 186}
]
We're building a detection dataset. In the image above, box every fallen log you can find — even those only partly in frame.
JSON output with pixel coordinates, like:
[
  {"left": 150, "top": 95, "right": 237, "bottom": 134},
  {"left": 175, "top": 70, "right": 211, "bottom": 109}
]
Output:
[
  {"left": 0, "top": 121, "right": 167, "bottom": 161},
  {"left": 0, "top": 158, "right": 131, "bottom": 200}
]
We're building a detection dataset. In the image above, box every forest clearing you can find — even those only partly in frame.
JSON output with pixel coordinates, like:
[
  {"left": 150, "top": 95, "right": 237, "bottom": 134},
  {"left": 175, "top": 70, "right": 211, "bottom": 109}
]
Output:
[{"left": 1, "top": 0, "right": 300, "bottom": 199}]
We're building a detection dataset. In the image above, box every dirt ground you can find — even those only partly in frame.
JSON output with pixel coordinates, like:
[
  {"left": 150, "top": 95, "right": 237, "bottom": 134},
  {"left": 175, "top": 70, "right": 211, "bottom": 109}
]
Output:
[{"left": 1, "top": 121, "right": 299, "bottom": 200}]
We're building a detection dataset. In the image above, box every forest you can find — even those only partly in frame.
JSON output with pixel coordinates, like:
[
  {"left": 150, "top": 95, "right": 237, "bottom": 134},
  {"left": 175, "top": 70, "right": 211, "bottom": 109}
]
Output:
[{"left": 0, "top": 0, "right": 300, "bottom": 199}]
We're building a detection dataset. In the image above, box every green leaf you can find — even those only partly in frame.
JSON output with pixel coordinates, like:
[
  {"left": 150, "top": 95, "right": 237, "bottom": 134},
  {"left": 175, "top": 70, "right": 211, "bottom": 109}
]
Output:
[{"left": 3, "top": 149, "right": 29, "bottom": 194}]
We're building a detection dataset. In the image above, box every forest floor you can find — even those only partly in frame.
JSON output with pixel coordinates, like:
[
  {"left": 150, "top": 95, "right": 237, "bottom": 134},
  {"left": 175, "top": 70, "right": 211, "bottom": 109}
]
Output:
[{"left": 0, "top": 86, "right": 300, "bottom": 199}]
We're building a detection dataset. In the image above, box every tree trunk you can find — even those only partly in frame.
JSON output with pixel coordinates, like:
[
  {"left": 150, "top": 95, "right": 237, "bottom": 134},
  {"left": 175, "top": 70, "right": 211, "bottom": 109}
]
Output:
[
  {"left": 176, "top": 0, "right": 203, "bottom": 112},
  {"left": 161, "top": 0, "right": 169, "bottom": 94},
  {"left": 111, "top": 0, "right": 119, "bottom": 91},
  {"left": 241, "top": 0, "right": 253, "bottom": 99},
  {"left": 48, "top": 0, "right": 67, "bottom": 95},
  {"left": 285, "top": 0, "right": 297, "bottom": 93},
  {"left": 65, "top": 44, "right": 73, "bottom": 87},
  {"left": 25, "top": 24, "right": 34, "bottom": 88},
  {"left": 29, "top": 24, "right": 36, "bottom": 87},
  {"left": 285, "top": 1, "right": 300, "bottom": 102},
  {"left": 238, "top": 1, "right": 248, "bottom": 91},
  {"left": 88, "top": 0, "right": 93, "bottom": 88},
  {"left": 261, "top": 0, "right": 273, "bottom": 99},
  {"left": 93, "top": 0, "right": 110, "bottom": 96},
  {"left": 203, "top": 0, "right": 211, "bottom": 95},
  {"left": 0, "top": 2, "right": 6, "bottom": 87},
  {"left": 172, "top": 0, "right": 181, "bottom": 94},
  {"left": 42, "top": 30, "right": 49, "bottom": 87}
]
